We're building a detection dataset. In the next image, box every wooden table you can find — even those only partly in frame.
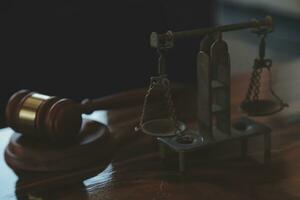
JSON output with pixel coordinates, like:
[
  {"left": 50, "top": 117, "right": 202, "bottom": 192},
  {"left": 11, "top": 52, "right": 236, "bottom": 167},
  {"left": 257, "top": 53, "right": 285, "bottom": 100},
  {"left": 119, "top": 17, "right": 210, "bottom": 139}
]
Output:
[{"left": 1, "top": 64, "right": 300, "bottom": 200}]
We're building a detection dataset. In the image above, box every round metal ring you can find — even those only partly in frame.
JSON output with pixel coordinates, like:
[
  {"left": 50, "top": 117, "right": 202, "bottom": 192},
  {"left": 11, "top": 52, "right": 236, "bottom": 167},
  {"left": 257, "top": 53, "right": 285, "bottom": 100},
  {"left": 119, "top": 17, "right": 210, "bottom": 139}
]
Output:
[{"left": 141, "top": 119, "right": 186, "bottom": 137}]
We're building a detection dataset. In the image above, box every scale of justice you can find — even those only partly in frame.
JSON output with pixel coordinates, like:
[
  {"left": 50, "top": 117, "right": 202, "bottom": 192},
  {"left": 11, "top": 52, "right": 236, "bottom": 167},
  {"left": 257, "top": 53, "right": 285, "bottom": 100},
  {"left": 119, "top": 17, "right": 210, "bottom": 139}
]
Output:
[{"left": 135, "top": 16, "right": 288, "bottom": 172}]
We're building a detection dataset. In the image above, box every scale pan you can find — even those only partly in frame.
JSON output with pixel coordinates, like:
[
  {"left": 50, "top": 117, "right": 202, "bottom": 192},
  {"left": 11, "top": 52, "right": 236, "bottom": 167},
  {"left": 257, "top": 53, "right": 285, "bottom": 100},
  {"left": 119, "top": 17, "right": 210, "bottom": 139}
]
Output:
[
  {"left": 240, "top": 99, "right": 284, "bottom": 116},
  {"left": 141, "top": 119, "right": 186, "bottom": 137}
]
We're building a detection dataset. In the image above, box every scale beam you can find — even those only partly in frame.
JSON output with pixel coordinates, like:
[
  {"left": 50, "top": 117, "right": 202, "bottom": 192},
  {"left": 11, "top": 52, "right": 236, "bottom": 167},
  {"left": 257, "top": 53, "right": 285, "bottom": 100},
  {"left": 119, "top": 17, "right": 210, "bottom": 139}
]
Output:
[{"left": 150, "top": 16, "right": 273, "bottom": 48}]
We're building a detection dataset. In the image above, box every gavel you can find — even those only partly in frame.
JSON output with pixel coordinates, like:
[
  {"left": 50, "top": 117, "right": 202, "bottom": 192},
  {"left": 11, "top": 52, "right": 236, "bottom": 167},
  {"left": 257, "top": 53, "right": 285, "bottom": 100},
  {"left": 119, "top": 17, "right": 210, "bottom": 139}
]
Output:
[
  {"left": 5, "top": 86, "right": 185, "bottom": 141},
  {"left": 5, "top": 89, "right": 153, "bottom": 142}
]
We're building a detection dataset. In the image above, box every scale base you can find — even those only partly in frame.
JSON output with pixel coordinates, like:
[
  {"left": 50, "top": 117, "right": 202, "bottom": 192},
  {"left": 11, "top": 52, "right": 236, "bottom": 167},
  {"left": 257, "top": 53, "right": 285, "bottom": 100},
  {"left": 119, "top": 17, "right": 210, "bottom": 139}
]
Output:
[{"left": 158, "top": 117, "right": 271, "bottom": 172}]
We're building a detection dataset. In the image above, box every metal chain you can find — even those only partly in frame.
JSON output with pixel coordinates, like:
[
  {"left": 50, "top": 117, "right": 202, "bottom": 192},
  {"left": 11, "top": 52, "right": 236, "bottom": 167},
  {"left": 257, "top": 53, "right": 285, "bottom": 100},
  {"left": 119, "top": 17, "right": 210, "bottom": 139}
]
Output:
[
  {"left": 136, "top": 44, "right": 182, "bottom": 135},
  {"left": 163, "top": 79, "right": 182, "bottom": 136},
  {"left": 244, "top": 32, "right": 266, "bottom": 103},
  {"left": 135, "top": 82, "right": 155, "bottom": 131},
  {"left": 136, "top": 75, "right": 182, "bottom": 136},
  {"left": 244, "top": 66, "right": 263, "bottom": 102},
  {"left": 243, "top": 30, "right": 287, "bottom": 115}
]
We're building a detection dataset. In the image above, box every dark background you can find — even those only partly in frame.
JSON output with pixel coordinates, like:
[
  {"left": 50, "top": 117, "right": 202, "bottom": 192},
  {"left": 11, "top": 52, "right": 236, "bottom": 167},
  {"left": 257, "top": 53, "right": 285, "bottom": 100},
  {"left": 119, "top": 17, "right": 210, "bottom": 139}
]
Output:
[
  {"left": 1, "top": 0, "right": 299, "bottom": 127},
  {"left": 0, "top": 1, "right": 215, "bottom": 126}
]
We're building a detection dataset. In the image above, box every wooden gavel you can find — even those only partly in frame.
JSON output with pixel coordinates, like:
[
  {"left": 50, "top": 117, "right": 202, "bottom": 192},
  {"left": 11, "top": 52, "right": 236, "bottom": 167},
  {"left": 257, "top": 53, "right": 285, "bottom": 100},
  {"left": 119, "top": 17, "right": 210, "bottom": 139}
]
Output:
[
  {"left": 6, "top": 85, "right": 185, "bottom": 141},
  {"left": 5, "top": 89, "right": 152, "bottom": 141}
]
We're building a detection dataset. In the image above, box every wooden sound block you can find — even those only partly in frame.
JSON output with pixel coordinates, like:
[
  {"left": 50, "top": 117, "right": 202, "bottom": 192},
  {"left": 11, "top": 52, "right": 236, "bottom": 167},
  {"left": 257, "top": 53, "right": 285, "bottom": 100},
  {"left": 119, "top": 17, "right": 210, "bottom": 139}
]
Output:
[{"left": 4, "top": 117, "right": 114, "bottom": 172}]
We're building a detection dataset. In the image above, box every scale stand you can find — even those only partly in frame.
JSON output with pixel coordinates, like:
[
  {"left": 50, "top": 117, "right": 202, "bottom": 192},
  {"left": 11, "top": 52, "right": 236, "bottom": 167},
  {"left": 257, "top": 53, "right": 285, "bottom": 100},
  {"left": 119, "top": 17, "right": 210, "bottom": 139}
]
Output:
[
  {"left": 158, "top": 117, "right": 271, "bottom": 172},
  {"left": 139, "top": 16, "right": 285, "bottom": 172}
]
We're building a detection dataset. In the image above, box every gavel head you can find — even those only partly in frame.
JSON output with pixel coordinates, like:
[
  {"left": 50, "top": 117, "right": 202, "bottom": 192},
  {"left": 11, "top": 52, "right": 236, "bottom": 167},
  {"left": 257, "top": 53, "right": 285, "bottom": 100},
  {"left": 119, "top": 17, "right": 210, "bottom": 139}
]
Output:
[{"left": 6, "top": 90, "right": 83, "bottom": 142}]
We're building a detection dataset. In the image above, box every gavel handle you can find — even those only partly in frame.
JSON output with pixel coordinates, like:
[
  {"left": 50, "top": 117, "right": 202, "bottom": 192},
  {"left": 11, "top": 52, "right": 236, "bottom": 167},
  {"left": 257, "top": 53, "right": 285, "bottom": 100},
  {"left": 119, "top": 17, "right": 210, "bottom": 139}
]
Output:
[{"left": 80, "top": 83, "right": 187, "bottom": 114}]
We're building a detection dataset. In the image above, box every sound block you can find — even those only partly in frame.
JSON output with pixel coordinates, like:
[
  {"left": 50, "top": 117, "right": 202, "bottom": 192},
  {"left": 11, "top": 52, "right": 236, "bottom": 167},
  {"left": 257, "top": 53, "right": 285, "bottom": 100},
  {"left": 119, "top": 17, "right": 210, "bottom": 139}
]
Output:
[{"left": 5, "top": 118, "right": 114, "bottom": 172}]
